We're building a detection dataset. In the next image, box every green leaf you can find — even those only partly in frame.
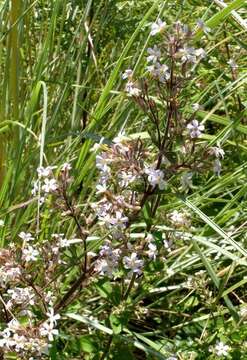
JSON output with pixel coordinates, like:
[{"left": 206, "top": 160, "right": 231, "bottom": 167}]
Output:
[
  {"left": 79, "top": 335, "right": 97, "bottom": 353},
  {"left": 110, "top": 313, "right": 122, "bottom": 335}
]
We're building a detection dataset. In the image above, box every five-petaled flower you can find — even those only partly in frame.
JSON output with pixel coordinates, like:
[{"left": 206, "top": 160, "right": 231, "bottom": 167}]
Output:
[
  {"left": 123, "top": 253, "right": 144, "bottom": 275},
  {"left": 150, "top": 19, "right": 166, "bottom": 36},
  {"left": 215, "top": 341, "right": 230, "bottom": 357},
  {"left": 187, "top": 119, "right": 204, "bottom": 138}
]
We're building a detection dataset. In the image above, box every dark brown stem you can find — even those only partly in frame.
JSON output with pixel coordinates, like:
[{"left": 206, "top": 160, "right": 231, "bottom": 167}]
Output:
[
  {"left": 61, "top": 183, "right": 88, "bottom": 274},
  {"left": 54, "top": 262, "right": 95, "bottom": 312}
]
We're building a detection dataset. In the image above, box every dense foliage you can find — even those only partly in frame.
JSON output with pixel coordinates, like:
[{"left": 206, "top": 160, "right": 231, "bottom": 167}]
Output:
[{"left": 0, "top": 1, "right": 247, "bottom": 359}]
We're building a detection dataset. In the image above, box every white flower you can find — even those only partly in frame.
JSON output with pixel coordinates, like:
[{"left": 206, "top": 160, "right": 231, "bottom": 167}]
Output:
[
  {"left": 96, "top": 183, "right": 108, "bottom": 194},
  {"left": 147, "top": 45, "right": 161, "bottom": 63},
  {"left": 215, "top": 341, "right": 230, "bottom": 357},
  {"left": 31, "top": 180, "right": 39, "bottom": 196},
  {"left": 37, "top": 166, "right": 56, "bottom": 178},
  {"left": 90, "top": 142, "right": 102, "bottom": 153},
  {"left": 96, "top": 153, "right": 111, "bottom": 173},
  {"left": 227, "top": 59, "right": 238, "bottom": 70},
  {"left": 95, "top": 259, "right": 114, "bottom": 277},
  {"left": 40, "top": 322, "right": 59, "bottom": 342},
  {"left": 61, "top": 162, "right": 72, "bottom": 172},
  {"left": 192, "top": 103, "right": 200, "bottom": 111},
  {"left": 239, "top": 305, "right": 247, "bottom": 319},
  {"left": 99, "top": 241, "right": 112, "bottom": 257},
  {"left": 178, "top": 46, "right": 197, "bottom": 64},
  {"left": 147, "top": 63, "right": 170, "bottom": 82},
  {"left": 209, "top": 146, "right": 225, "bottom": 159},
  {"left": 150, "top": 18, "right": 166, "bottom": 36},
  {"left": 42, "top": 178, "right": 58, "bottom": 193},
  {"left": 106, "top": 211, "right": 128, "bottom": 228},
  {"left": 113, "top": 132, "right": 129, "bottom": 144},
  {"left": 147, "top": 243, "right": 157, "bottom": 260},
  {"left": 169, "top": 210, "right": 188, "bottom": 227},
  {"left": 163, "top": 238, "right": 173, "bottom": 252},
  {"left": 0, "top": 219, "right": 4, "bottom": 227},
  {"left": 22, "top": 245, "right": 39, "bottom": 262},
  {"left": 0, "top": 266, "right": 21, "bottom": 286},
  {"left": 187, "top": 119, "right": 204, "bottom": 138},
  {"left": 214, "top": 159, "right": 222, "bottom": 176},
  {"left": 119, "top": 171, "right": 136, "bottom": 187},
  {"left": 145, "top": 167, "right": 167, "bottom": 190},
  {"left": 96, "top": 242, "right": 121, "bottom": 278},
  {"left": 145, "top": 233, "right": 154, "bottom": 243},
  {"left": 196, "top": 19, "right": 211, "bottom": 34},
  {"left": 195, "top": 48, "right": 207, "bottom": 59},
  {"left": 46, "top": 308, "right": 60, "bottom": 327},
  {"left": 7, "top": 287, "right": 35, "bottom": 308},
  {"left": 178, "top": 46, "right": 206, "bottom": 63},
  {"left": 122, "top": 69, "right": 133, "bottom": 80},
  {"left": 125, "top": 81, "right": 141, "bottom": 96},
  {"left": 59, "top": 238, "right": 71, "bottom": 247},
  {"left": 123, "top": 253, "right": 144, "bottom": 275},
  {"left": 19, "top": 232, "right": 34, "bottom": 242},
  {"left": 181, "top": 172, "right": 193, "bottom": 191}
]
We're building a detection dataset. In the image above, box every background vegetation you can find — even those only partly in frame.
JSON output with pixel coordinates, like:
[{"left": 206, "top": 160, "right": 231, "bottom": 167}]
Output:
[{"left": 0, "top": 0, "right": 247, "bottom": 359}]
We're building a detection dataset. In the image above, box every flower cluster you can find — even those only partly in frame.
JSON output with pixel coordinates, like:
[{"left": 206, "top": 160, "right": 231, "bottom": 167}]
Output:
[
  {"left": 31, "top": 166, "right": 58, "bottom": 203},
  {"left": 0, "top": 232, "right": 71, "bottom": 358}
]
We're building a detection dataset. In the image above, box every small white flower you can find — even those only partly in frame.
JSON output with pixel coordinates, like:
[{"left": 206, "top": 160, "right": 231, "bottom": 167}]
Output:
[
  {"left": 19, "top": 232, "right": 34, "bottom": 242},
  {"left": 147, "top": 63, "right": 170, "bottom": 82},
  {"left": 61, "top": 162, "right": 72, "bottom": 172},
  {"left": 31, "top": 180, "right": 39, "bottom": 196},
  {"left": 214, "top": 159, "right": 222, "bottom": 176},
  {"left": 150, "top": 18, "right": 166, "bottom": 36},
  {"left": 122, "top": 69, "right": 133, "bottom": 80},
  {"left": 209, "top": 146, "right": 225, "bottom": 159},
  {"left": 181, "top": 172, "right": 193, "bottom": 191},
  {"left": 123, "top": 253, "right": 144, "bottom": 275},
  {"left": 46, "top": 308, "right": 60, "bottom": 327},
  {"left": 196, "top": 19, "right": 211, "bottom": 34},
  {"left": 239, "top": 305, "right": 247, "bottom": 319},
  {"left": 147, "top": 45, "right": 161, "bottom": 63},
  {"left": 147, "top": 243, "right": 157, "bottom": 260},
  {"left": 119, "top": 171, "right": 136, "bottom": 187},
  {"left": 187, "top": 119, "right": 204, "bottom": 138},
  {"left": 96, "top": 183, "right": 108, "bottom": 194},
  {"left": 125, "top": 81, "right": 141, "bottom": 96},
  {"left": 37, "top": 166, "right": 56, "bottom": 178},
  {"left": 0, "top": 220, "right": 4, "bottom": 227},
  {"left": 145, "top": 233, "right": 154, "bottom": 243},
  {"left": 96, "top": 153, "right": 111, "bottom": 173},
  {"left": 7, "top": 287, "right": 35, "bottom": 308},
  {"left": 59, "top": 238, "right": 71, "bottom": 247},
  {"left": 192, "top": 103, "right": 200, "bottom": 111},
  {"left": 227, "top": 59, "right": 238, "bottom": 70},
  {"left": 195, "top": 48, "right": 207, "bottom": 59},
  {"left": 95, "top": 259, "right": 114, "bottom": 277},
  {"left": 40, "top": 322, "right": 59, "bottom": 342},
  {"left": 22, "top": 245, "right": 39, "bottom": 262},
  {"left": 178, "top": 46, "right": 197, "bottom": 64},
  {"left": 215, "top": 341, "right": 230, "bottom": 357},
  {"left": 113, "top": 132, "right": 129, "bottom": 144},
  {"left": 169, "top": 210, "right": 188, "bottom": 227},
  {"left": 163, "top": 238, "right": 173, "bottom": 252},
  {"left": 107, "top": 211, "right": 128, "bottom": 228},
  {"left": 145, "top": 167, "right": 167, "bottom": 190},
  {"left": 42, "top": 178, "right": 58, "bottom": 193}
]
